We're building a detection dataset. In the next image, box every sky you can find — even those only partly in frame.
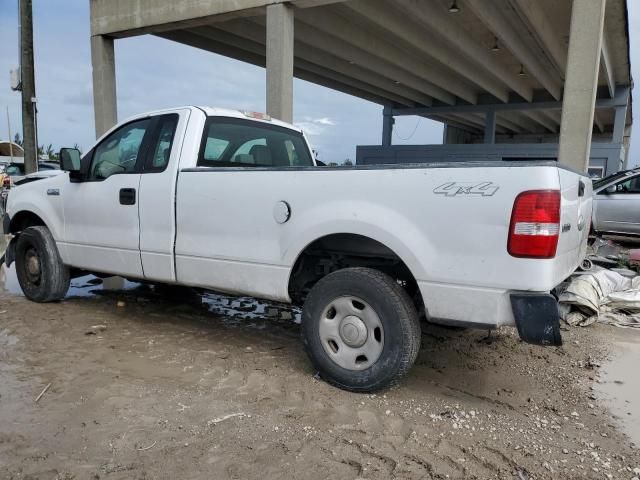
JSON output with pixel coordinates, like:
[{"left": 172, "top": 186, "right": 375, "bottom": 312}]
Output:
[{"left": 0, "top": 0, "right": 638, "bottom": 165}]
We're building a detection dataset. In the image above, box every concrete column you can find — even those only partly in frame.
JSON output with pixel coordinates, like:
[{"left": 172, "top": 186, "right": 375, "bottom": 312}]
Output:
[
  {"left": 382, "top": 106, "right": 394, "bottom": 146},
  {"left": 558, "top": 0, "right": 606, "bottom": 172},
  {"left": 612, "top": 104, "right": 628, "bottom": 144},
  {"left": 266, "top": 4, "right": 294, "bottom": 123},
  {"left": 484, "top": 109, "right": 496, "bottom": 144},
  {"left": 91, "top": 35, "right": 117, "bottom": 138}
]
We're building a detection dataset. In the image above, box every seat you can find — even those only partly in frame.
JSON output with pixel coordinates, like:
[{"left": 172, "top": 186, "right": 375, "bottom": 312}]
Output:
[{"left": 249, "top": 145, "right": 272, "bottom": 166}]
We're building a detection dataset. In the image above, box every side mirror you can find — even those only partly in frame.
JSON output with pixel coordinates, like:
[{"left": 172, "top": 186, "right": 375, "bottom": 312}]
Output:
[
  {"left": 59, "top": 148, "right": 81, "bottom": 172},
  {"left": 604, "top": 185, "right": 617, "bottom": 194}
]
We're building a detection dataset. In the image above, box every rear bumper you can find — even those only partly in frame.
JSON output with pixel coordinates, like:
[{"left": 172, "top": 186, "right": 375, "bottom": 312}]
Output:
[
  {"left": 417, "top": 281, "right": 562, "bottom": 346},
  {"left": 510, "top": 293, "right": 562, "bottom": 346}
]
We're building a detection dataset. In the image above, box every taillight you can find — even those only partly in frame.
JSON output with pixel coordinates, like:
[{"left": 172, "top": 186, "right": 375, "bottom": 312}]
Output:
[
  {"left": 2, "top": 177, "right": 10, "bottom": 188},
  {"left": 508, "top": 190, "right": 561, "bottom": 259}
]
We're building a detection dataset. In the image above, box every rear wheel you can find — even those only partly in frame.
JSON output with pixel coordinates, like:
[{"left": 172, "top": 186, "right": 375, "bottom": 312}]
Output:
[
  {"left": 302, "top": 267, "right": 421, "bottom": 392},
  {"left": 15, "top": 226, "right": 70, "bottom": 302}
]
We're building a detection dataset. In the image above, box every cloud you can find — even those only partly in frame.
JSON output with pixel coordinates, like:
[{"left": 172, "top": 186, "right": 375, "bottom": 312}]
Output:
[{"left": 295, "top": 116, "right": 337, "bottom": 136}]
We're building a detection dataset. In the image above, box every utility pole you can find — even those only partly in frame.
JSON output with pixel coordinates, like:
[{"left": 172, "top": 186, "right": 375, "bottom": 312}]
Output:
[
  {"left": 6, "top": 107, "right": 14, "bottom": 162},
  {"left": 19, "top": 0, "right": 38, "bottom": 174}
]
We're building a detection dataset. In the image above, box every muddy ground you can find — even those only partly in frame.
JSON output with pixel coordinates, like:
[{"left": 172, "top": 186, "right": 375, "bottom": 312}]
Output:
[{"left": 1, "top": 275, "right": 639, "bottom": 480}]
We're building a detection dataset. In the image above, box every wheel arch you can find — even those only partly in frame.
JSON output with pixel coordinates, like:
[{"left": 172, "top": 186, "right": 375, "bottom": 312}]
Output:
[
  {"left": 9, "top": 210, "right": 49, "bottom": 234},
  {"left": 286, "top": 232, "right": 424, "bottom": 312}
]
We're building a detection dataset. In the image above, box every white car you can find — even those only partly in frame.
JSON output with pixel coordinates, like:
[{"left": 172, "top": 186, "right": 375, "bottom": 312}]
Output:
[{"left": 2, "top": 107, "right": 592, "bottom": 391}]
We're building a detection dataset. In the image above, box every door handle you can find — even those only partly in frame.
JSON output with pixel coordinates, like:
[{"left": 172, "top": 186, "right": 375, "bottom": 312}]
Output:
[{"left": 119, "top": 188, "right": 136, "bottom": 205}]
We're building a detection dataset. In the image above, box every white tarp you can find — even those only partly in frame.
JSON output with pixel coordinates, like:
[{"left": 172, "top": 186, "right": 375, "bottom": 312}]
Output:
[{"left": 558, "top": 269, "right": 640, "bottom": 329}]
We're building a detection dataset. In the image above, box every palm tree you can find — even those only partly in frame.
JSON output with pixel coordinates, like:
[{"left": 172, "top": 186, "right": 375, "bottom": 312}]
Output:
[{"left": 45, "top": 144, "right": 56, "bottom": 160}]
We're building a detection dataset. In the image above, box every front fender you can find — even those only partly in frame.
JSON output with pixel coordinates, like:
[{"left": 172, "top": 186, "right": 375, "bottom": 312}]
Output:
[{"left": 5, "top": 175, "right": 66, "bottom": 241}]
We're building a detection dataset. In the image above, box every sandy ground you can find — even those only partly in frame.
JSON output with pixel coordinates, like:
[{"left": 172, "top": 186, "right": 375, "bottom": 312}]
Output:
[{"left": 0, "top": 274, "right": 639, "bottom": 480}]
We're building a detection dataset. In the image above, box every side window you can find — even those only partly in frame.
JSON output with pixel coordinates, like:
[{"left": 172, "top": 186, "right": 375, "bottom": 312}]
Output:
[
  {"left": 89, "top": 119, "right": 151, "bottom": 180},
  {"left": 203, "top": 137, "right": 230, "bottom": 161},
  {"left": 615, "top": 176, "right": 640, "bottom": 194},
  {"left": 197, "top": 118, "right": 313, "bottom": 168},
  {"left": 146, "top": 115, "right": 178, "bottom": 172}
]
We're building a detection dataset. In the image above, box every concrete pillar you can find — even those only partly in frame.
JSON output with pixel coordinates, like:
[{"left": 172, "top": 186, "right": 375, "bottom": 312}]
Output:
[
  {"left": 558, "top": 0, "right": 606, "bottom": 172},
  {"left": 91, "top": 35, "right": 117, "bottom": 138},
  {"left": 266, "top": 4, "right": 294, "bottom": 123},
  {"left": 484, "top": 109, "right": 496, "bottom": 144},
  {"left": 382, "top": 106, "right": 394, "bottom": 146},
  {"left": 612, "top": 104, "right": 628, "bottom": 144}
]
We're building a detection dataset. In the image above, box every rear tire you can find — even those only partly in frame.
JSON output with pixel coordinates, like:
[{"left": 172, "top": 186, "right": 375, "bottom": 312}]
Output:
[
  {"left": 15, "top": 226, "right": 70, "bottom": 302},
  {"left": 302, "top": 267, "right": 421, "bottom": 392}
]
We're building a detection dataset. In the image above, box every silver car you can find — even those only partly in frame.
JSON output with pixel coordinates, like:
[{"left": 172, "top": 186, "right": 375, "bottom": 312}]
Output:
[{"left": 592, "top": 168, "right": 640, "bottom": 235}]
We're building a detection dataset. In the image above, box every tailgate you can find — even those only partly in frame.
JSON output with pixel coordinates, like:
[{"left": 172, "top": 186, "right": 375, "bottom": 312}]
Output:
[{"left": 556, "top": 168, "right": 592, "bottom": 274}]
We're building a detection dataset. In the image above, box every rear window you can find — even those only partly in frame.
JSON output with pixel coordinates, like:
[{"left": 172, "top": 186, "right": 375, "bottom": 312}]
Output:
[{"left": 198, "top": 118, "right": 313, "bottom": 168}]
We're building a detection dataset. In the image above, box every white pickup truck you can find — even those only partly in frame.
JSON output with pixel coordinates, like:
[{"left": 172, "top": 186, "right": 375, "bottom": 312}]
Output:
[{"left": 2, "top": 106, "right": 592, "bottom": 391}]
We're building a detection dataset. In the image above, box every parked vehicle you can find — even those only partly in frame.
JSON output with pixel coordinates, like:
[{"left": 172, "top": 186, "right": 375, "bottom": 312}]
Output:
[
  {"left": 1, "top": 161, "right": 60, "bottom": 212},
  {"left": 592, "top": 168, "right": 640, "bottom": 236},
  {"left": 2, "top": 107, "right": 593, "bottom": 391}
]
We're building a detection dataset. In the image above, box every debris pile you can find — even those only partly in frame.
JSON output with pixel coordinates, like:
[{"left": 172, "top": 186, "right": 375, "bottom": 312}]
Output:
[{"left": 558, "top": 237, "right": 640, "bottom": 329}]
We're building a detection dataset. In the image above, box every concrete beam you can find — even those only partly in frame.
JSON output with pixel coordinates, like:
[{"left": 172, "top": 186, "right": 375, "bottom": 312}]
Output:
[
  {"left": 91, "top": 0, "right": 275, "bottom": 37},
  {"left": 522, "top": 111, "right": 558, "bottom": 133},
  {"left": 193, "top": 25, "right": 419, "bottom": 107},
  {"left": 506, "top": 0, "right": 567, "bottom": 77},
  {"left": 91, "top": 35, "right": 117, "bottom": 138},
  {"left": 593, "top": 111, "right": 606, "bottom": 134},
  {"left": 558, "top": 0, "right": 606, "bottom": 172},
  {"left": 345, "top": 0, "right": 510, "bottom": 102},
  {"left": 294, "top": 6, "right": 475, "bottom": 104},
  {"left": 394, "top": 0, "right": 533, "bottom": 102},
  {"left": 434, "top": 116, "right": 483, "bottom": 135},
  {"left": 466, "top": 0, "right": 563, "bottom": 100},
  {"left": 157, "top": 30, "right": 395, "bottom": 106},
  {"left": 500, "top": 111, "right": 543, "bottom": 133},
  {"left": 390, "top": 93, "right": 628, "bottom": 117},
  {"left": 266, "top": 4, "right": 294, "bottom": 122},
  {"left": 214, "top": 21, "right": 433, "bottom": 105},
  {"left": 282, "top": 20, "right": 446, "bottom": 104},
  {"left": 91, "top": 0, "right": 344, "bottom": 37},
  {"left": 484, "top": 110, "right": 496, "bottom": 144},
  {"left": 600, "top": 31, "right": 616, "bottom": 98}
]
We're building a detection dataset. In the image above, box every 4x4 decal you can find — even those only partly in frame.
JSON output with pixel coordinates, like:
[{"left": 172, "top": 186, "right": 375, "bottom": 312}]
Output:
[{"left": 433, "top": 181, "right": 500, "bottom": 197}]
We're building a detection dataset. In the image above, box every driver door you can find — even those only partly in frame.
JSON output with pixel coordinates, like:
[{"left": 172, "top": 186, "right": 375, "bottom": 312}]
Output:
[{"left": 61, "top": 118, "right": 152, "bottom": 277}]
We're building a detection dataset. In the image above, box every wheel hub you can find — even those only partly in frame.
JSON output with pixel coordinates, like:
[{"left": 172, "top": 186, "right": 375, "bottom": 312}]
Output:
[
  {"left": 339, "top": 315, "right": 368, "bottom": 348},
  {"left": 27, "top": 254, "right": 40, "bottom": 276},
  {"left": 24, "top": 248, "right": 42, "bottom": 284},
  {"left": 317, "top": 295, "right": 385, "bottom": 371}
]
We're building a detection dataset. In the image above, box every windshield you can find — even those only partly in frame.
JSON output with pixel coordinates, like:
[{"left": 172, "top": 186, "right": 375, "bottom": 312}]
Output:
[{"left": 592, "top": 171, "right": 635, "bottom": 190}]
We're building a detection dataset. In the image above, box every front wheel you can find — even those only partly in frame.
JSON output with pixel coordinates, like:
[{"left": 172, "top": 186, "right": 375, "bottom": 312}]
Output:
[
  {"left": 301, "top": 268, "right": 421, "bottom": 392},
  {"left": 15, "top": 226, "right": 70, "bottom": 302}
]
